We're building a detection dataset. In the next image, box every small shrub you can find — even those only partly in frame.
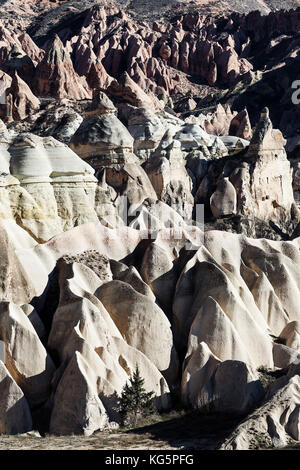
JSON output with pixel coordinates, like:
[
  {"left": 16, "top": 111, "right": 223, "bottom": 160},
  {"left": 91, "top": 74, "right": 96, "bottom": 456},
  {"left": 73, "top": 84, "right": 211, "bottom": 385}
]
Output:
[
  {"left": 118, "top": 365, "right": 155, "bottom": 427},
  {"left": 257, "top": 366, "right": 284, "bottom": 390}
]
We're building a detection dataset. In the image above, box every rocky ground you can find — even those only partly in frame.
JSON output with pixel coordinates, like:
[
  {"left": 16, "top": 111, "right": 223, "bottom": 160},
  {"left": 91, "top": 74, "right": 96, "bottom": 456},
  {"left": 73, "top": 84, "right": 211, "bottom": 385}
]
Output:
[
  {"left": 0, "top": 411, "right": 245, "bottom": 450},
  {"left": 0, "top": 0, "right": 300, "bottom": 452}
]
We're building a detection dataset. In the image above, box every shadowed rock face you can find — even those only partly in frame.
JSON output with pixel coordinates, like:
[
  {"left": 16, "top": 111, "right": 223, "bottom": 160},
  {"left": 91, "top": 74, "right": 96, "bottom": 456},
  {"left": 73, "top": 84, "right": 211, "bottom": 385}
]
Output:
[
  {"left": 0, "top": 224, "right": 36, "bottom": 304},
  {"left": 0, "top": 0, "right": 300, "bottom": 449},
  {"left": 35, "top": 35, "right": 91, "bottom": 100},
  {"left": 1, "top": 218, "right": 300, "bottom": 441},
  {"left": 5, "top": 72, "right": 40, "bottom": 121},
  {"left": 0, "top": 3, "right": 299, "bottom": 120}
]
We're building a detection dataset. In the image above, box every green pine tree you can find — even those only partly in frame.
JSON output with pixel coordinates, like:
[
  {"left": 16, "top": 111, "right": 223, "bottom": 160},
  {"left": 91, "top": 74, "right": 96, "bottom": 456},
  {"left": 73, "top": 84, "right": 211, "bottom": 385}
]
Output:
[{"left": 118, "top": 365, "right": 155, "bottom": 427}]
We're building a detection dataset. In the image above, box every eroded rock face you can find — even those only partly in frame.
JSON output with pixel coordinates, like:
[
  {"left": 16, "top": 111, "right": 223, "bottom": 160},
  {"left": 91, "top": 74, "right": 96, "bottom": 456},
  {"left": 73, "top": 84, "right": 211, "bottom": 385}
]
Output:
[
  {"left": 0, "top": 223, "right": 36, "bottom": 304},
  {"left": 210, "top": 177, "right": 237, "bottom": 218},
  {"left": 182, "top": 343, "right": 264, "bottom": 414},
  {"left": 96, "top": 279, "right": 179, "bottom": 386},
  {"left": 3, "top": 44, "right": 35, "bottom": 85},
  {"left": 0, "top": 360, "right": 32, "bottom": 435},
  {"left": 5, "top": 72, "right": 40, "bottom": 121},
  {"left": 0, "top": 132, "right": 121, "bottom": 242},
  {"left": 31, "top": 102, "right": 83, "bottom": 143},
  {"left": 35, "top": 35, "right": 91, "bottom": 100},
  {"left": 50, "top": 351, "right": 109, "bottom": 436},
  {"left": 0, "top": 302, "right": 56, "bottom": 407},
  {"left": 70, "top": 95, "right": 158, "bottom": 209},
  {"left": 222, "top": 374, "right": 300, "bottom": 449},
  {"left": 0, "top": 1, "right": 300, "bottom": 445},
  {"left": 279, "top": 322, "right": 300, "bottom": 351},
  {"left": 47, "top": 257, "right": 172, "bottom": 433},
  {"left": 143, "top": 140, "right": 194, "bottom": 220},
  {"left": 195, "top": 108, "right": 295, "bottom": 230},
  {"left": 0, "top": 213, "right": 299, "bottom": 437},
  {"left": 233, "top": 108, "right": 294, "bottom": 224},
  {"left": 229, "top": 108, "right": 252, "bottom": 141}
]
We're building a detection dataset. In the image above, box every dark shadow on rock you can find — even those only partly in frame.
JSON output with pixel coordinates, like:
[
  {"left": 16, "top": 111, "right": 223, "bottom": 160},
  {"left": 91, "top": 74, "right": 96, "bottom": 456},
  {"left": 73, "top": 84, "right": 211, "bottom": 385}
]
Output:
[{"left": 31, "top": 266, "right": 60, "bottom": 346}]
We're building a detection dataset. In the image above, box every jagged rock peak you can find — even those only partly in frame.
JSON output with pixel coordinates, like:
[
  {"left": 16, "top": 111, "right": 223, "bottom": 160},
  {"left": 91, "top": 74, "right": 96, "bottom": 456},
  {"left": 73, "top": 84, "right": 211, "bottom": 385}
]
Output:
[
  {"left": 43, "top": 34, "right": 70, "bottom": 64},
  {"left": 248, "top": 107, "right": 286, "bottom": 154},
  {"left": 8, "top": 44, "right": 25, "bottom": 59}
]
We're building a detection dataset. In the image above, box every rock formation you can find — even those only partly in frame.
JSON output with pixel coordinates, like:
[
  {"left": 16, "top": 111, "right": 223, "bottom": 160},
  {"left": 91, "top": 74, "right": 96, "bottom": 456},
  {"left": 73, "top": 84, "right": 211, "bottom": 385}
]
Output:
[
  {"left": 35, "top": 35, "right": 91, "bottom": 100},
  {"left": 0, "top": 0, "right": 299, "bottom": 451},
  {"left": 5, "top": 72, "right": 40, "bottom": 121},
  {"left": 3, "top": 45, "right": 35, "bottom": 85},
  {"left": 0, "top": 132, "right": 119, "bottom": 242},
  {"left": 222, "top": 371, "right": 300, "bottom": 449}
]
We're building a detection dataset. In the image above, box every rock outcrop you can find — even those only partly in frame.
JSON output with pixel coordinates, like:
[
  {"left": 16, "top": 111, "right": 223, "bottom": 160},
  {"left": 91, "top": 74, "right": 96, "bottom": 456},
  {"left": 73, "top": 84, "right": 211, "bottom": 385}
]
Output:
[
  {"left": 182, "top": 343, "right": 264, "bottom": 414},
  {"left": 3, "top": 45, "right": 35, "bottom": 85},
  {"left": 233, "top": 108, "right": 294, "bottom": 224},
  {"left": 0, "top": 0, "right": 300, "bottom": 448},
  {"left": 70, "top": 94, "right": 158, "bottom": 209},
  {"left": 0, "top": 360, "right": 32, "bottom": 435},
  {"left": 0, "top": 132, "right": 122, "bottom": 241},
  {"left": 222, "top": 373, "right": 300, "bottom": 449},
  {"left": 0, "top": 205, "right": 299, "bottom": 438},
  {"left": 0, "top": 302, "right": 56, "bottom": 407},
  {"left": 5, "top": 72, "right": 40, "bottom": 121},
  {"left": 35, "top": 35, "right": 91, "bottom": 100}
]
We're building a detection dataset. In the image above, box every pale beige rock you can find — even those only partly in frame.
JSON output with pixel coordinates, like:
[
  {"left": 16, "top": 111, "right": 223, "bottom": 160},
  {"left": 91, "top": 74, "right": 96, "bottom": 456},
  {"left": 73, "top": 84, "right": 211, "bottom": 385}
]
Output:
[
  {"left": 0, "top": 360, "right": 32, "bottom": 435},
  {"left": 140, "top": 225, "right": 203, "bottom": 311},
  {"left": 222, "top": 375, "right": 300, "bottom": 449},
  {"left": 230, "top": 108, "right": 295, "bottom": 224},
  {"left": 279, "top": 322, "right": 300, "bottom": 350},
  {"left": 185, "top": 296, "right": 253, "bottom": 366},
  {"left": 251, "top": 272, "right": 289, "bottom": 336},
  {"left": 17, "top": 223, "right": 143, "bottom": 298},
  {"left": 21, "top": 304, "right": 46, "bottom": 340},
  {"left": 50, "top": 351, "right": 108, "bottom": 436},
  {"left": 173, "top": 237, "right": 274, "bottom": 368},
  {"left": 0, "top": 133, "right": 123, "bottom": 242},
  {"left": 95, "top": 279, "right": 179, "bottom": 385},
  {"left": 110, "top": 260, "right": 155, "bottom": 301},
  {"left": 183, "top": 341, "right": 264, "bottom": 414},
  {"left": 70, "top": 110, "right": 157, "bottom": 208},
  {"left": 47, "top": 259, "right": 172, "bottom": 419},
  {"left": 143, "top": 140, "right": 194, "bottom": 219},
  {"left": 0, "top": 302, "right": 55, "bottom": 406},
  {"left": 210, "top": 177, "right": 237, "bottom": 218},
  {"left": 5, "top": 72, "right": 40, "bottom": 122},
  {"left": 182, "top": 341, "right": 220, "bottom": 408},
  {"left": 0, "top": 223, "right": 36, "bottom": 304}
]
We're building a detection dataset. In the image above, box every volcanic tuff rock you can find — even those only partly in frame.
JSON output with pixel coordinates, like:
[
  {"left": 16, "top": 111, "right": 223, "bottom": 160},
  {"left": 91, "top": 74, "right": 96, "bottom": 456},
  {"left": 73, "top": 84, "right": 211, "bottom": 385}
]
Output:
[
  {"left": 0, "top": 216, "right": 300, "bottom": 438},
  {"left": 0, "top": 132, "right": 119, "bottom": 242},
  {"left": 222, "top": 372, "right": 300, "bottom": 449},
  {"left": 0, "top": 3, "right": 298, "bottom": 123},
  {"left": 0, "top": 302, "right": 56, "bottom": 407},
  {"left": 5, "top": 72, "right": 40, "bottom": 122},
  {"left": 70, "top": 95, "right": 158, "bottom": 208},
  {"left": 3, "top": 45, "right": 35, "bottom": 85},
  {"left": 233, "top": 108, "right": 294, "bottom": 224},
  {"left": 35, "top": 35, "right": 91, "bottom": 100},
  {"left": 0, "top": 0, "right": 300, "bottom": 449},
  {"left": 182, "top": 345, "right": 265, "bottom": 414},
  {"left": 0, "top": 360, "right": 32, "bottom": 435}
]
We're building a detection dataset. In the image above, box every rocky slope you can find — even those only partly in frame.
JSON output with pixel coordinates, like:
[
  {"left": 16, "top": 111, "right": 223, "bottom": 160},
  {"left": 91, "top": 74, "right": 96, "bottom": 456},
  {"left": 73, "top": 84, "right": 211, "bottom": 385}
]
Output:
[
  {"left": 0, "top": 0, "right": 300, "bottom": 451},
  {"left": 0, "top": 2, "right": 299, "bottom": 129}
]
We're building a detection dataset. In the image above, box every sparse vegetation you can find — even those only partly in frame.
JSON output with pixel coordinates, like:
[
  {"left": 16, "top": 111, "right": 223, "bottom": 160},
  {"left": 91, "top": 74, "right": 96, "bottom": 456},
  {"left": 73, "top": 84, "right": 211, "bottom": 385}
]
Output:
[
  {"left": 118, "top": 366, "right": 156, "bottom": 427},
  {"left": 257, "top": 366, "right": 286, "bottom": 390}
]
